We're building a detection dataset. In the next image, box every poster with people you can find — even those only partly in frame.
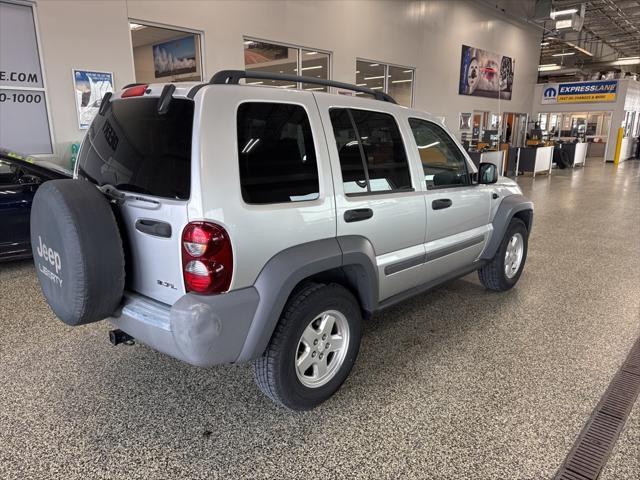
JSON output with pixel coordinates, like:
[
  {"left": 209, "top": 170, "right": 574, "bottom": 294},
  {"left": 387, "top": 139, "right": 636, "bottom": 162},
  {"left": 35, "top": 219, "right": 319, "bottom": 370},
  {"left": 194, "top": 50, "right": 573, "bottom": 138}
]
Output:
[
  {"left": 73, "top": 69, "right": 114, "bottom": 129},
  {"left": 459, "top": 45, "right": 514, "bottom": 100}
]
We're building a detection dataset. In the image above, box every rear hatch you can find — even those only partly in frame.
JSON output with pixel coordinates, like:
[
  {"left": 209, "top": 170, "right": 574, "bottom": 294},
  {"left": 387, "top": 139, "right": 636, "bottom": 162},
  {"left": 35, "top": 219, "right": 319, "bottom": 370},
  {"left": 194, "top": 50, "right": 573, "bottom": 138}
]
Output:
[{"left": 76, "top": 92, "right": 194, "bottom": 305}]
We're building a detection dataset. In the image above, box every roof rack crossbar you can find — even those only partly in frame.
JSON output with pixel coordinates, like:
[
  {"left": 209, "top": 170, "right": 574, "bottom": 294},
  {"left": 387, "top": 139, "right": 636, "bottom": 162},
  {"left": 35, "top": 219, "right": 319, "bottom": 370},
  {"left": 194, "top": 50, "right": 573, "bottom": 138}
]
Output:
[{"left": 209, "top": 69, "right": 397, "bottom": 104}]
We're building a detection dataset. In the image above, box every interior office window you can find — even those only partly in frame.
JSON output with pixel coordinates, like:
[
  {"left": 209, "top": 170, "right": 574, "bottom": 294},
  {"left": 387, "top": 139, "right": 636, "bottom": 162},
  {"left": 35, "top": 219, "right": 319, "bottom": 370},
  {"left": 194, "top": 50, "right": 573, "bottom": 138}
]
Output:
[
  {"left": 237, "top": 102, "right": 319, "bottom": 204},
  {"left": 330, "top": 108, "right": 412, "bottom": 195},
  {"left": 408, "top": 118, "right": 469, "bottom": 189},
  {"left": 387, "top": 65, "right": 413, "bottom": 107},
  {"left": 243, "top": 40, "right": 330, "bottom": 91},
  {"left": 355, "top": 60, "right": 414, "bottom": 107},
  {"left": 300, "top": 49, "right": 330, "bottom": 92}
]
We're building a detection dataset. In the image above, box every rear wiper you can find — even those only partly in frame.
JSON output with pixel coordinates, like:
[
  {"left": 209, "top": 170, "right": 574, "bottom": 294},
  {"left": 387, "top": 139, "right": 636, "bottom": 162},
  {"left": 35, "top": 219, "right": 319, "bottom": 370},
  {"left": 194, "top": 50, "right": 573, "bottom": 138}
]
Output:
[{"left": 98, "top": 184, "right": 126, "bottom": 204}]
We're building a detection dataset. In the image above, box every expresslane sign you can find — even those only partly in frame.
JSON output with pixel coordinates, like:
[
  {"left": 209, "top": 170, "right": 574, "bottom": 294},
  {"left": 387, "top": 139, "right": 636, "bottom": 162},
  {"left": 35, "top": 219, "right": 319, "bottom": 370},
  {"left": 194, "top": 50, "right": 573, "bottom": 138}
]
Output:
[{"left": 542, "top": 80, "right": 617, "bottom": 104}]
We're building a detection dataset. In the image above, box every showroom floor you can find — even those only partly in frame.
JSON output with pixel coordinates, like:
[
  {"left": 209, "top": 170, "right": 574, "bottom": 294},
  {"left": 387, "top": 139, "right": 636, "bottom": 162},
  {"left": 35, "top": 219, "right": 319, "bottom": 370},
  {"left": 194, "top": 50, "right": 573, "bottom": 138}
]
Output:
[{"left": 1, "top": 160, "right": 639, "bottom": 480}]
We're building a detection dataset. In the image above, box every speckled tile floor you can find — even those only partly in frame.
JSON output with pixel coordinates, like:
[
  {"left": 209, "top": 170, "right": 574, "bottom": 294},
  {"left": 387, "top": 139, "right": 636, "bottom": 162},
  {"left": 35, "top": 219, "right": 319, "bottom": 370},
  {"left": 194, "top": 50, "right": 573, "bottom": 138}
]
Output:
[{"left": 1, "top": 160, "right": 639, "bottom": 480}]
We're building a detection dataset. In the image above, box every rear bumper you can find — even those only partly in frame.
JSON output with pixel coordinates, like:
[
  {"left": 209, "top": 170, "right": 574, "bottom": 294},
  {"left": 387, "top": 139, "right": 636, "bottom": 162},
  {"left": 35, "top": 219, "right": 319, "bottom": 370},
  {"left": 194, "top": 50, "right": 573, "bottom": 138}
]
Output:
[{"left": 109, "top": 287, "right": 260, "bottom": 367}]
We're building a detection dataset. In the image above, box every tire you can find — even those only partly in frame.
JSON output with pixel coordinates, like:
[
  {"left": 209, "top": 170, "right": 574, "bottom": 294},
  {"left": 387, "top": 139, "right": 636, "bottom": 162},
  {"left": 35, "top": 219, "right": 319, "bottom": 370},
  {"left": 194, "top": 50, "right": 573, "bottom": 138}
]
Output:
[
  {"left": 253, "top": 283, "right": 362, "bottom": 410},
  {"left": 478, "top": 218, "right": 528, "bottom": 291},
  {"left": 30, "top": 179, "right": 125, "bottom": 326}
]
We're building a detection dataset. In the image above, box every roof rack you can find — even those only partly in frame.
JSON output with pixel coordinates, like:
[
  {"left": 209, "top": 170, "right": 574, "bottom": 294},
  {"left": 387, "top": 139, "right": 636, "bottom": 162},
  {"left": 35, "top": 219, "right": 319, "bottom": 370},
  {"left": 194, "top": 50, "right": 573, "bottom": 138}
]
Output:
[{"left": 209, "top": 69, "right": 397, "bottom": 104}]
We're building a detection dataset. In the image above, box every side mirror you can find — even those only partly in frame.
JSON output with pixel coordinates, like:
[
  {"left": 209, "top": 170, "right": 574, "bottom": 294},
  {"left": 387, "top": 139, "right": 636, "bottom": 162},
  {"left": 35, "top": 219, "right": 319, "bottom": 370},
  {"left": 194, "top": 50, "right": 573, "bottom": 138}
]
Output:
[{"left": 478, "top": 162, "right": 498, "bottom": 184}]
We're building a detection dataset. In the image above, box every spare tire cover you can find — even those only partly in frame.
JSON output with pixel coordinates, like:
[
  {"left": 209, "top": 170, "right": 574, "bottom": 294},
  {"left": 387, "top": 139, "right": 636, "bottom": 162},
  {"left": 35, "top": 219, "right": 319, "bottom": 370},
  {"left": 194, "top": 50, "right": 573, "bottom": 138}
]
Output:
[{"left": 30, "top": 179, "right": 125, "bottom": 326}]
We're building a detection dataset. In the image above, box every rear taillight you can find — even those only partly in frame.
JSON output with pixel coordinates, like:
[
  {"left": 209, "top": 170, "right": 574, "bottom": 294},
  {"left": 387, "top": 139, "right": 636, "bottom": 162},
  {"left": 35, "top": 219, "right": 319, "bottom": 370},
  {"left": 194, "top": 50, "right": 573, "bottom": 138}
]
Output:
[
  {"left": 121, "top": 84, "right": 148, "bottom": 98},
  {"left": 181, "top": 222, "right": 233, "bottom": 294}
]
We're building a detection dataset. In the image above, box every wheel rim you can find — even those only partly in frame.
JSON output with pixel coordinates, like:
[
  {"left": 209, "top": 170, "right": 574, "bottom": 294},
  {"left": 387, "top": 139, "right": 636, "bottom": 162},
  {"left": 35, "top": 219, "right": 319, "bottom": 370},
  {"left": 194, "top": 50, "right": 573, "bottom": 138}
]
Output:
[
  {"left": 294, "top": 309, "right": 350, "bottom": 389},
  {"left": 504, "top": 232, "right": 524, "bottom": 279}
]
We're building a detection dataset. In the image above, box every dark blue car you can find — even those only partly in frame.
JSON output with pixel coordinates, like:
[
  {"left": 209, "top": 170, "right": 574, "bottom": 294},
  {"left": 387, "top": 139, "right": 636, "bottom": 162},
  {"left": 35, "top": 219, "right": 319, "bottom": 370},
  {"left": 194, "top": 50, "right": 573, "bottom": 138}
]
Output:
[{"left": 0, "top": 150, "right": 71, "bottom": 261}]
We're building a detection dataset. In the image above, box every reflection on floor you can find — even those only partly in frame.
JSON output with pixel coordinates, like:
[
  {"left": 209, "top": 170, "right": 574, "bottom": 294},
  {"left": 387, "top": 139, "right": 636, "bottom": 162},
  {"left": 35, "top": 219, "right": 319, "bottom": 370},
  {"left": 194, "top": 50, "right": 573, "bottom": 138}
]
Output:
[{"left": 0, "top": 160, "right": 638, "bottom": 479}]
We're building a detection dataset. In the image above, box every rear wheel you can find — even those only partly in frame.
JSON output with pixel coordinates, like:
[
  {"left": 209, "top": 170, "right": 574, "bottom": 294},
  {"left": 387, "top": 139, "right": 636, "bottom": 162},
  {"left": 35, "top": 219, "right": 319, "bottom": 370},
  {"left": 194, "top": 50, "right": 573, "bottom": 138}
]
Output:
[
  {"left": 253, "top": 283, "right": 362, "bottom": 410},
  {"left": 478, "top": 218, "right": 528, "bottom": 291}
]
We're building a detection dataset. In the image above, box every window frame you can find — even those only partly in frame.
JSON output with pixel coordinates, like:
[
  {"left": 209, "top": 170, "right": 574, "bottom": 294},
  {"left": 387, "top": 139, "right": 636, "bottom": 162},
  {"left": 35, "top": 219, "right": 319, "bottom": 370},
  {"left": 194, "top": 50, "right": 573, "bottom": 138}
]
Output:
[
  {"left": 329, "top": 106, "right": 415, "bottom": 197},
  {"left": 355, "top": 58, "right": 415, "bottom": 107},
  {"left": 242, "top": 36, "right": 332, "bottom": 91},
  {"left": 235, "top": 99, "right": 322, "bottom": 206},
  {"left": 408, "top": 117, "right": 475, "bottom": 191}
]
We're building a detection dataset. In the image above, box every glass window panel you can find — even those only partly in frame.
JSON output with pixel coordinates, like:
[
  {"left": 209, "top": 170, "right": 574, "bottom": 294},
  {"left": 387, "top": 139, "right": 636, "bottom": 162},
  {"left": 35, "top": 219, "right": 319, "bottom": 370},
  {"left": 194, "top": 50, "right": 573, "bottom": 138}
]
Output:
[
  {"left": 355, "top": 60, "right": 384, "bottom": 100},
  {"left": 237, "top": 103, "right": 319, "bottom": 204},
  {"left": 388, "top": 65, "right": 413, "bottom": 107},
  {"left": 243, "top": 40, "right": 298, "bottom": 89},
  {"left": 330, "top": 108, "right": 411, "bottom": 194},
  {"left": 301, "top": 49, "right": 329, "bottom": 92},
  {"left": 409, "top": 118, "right": 469, "bottom": 188}
]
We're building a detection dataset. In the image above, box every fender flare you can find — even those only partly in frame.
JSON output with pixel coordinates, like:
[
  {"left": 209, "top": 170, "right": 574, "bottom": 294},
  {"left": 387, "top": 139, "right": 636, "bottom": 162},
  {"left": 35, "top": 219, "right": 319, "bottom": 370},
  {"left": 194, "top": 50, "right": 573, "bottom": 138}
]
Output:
[
  {"left": 236, "top": 236, "right": 379, "bottom": 362},
  {"left": 481, "top": 194, "right": 533, "bottom": 260}
]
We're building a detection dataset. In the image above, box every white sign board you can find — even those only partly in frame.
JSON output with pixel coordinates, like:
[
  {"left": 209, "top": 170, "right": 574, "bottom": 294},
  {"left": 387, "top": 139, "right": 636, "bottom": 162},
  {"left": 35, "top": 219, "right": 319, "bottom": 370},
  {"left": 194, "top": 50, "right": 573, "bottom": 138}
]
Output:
[{"left": 0, "top": 1, "right": 52, "bottom": 154}]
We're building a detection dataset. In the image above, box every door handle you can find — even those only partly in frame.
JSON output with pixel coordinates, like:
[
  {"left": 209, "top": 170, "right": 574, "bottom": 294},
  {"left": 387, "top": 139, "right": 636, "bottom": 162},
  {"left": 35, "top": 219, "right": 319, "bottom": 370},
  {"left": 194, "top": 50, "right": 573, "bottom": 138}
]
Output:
[
  {"left": 432, "top": 199, "right": 452, "bottom": 210},
  {"left": 135, "top": 219, "right": 172, "bottom": 238},
  {"left": 344, "top": 208, "right": 373, "bottom": 223}
]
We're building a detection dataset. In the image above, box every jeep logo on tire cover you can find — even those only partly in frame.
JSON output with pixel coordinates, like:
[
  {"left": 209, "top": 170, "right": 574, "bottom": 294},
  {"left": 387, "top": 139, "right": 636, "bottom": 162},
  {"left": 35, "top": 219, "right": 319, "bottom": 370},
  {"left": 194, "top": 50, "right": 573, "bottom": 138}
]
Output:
[{"left": 36, "top": 236, "right": 63, "bottom": 287}]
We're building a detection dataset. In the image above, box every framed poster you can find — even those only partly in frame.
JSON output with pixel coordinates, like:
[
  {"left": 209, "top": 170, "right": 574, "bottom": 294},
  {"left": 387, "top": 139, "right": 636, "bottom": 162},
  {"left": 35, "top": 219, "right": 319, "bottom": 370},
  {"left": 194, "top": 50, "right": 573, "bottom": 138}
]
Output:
[
  {"left": 459, "top": 112, "right": 472, "bottom": 130},
  {"left": 153, "top": 35, "right": 197, "bottom": 78},
  {"left": 459, "top": 45, "right": 514, "bottom": 100},
  {"left": 73, "top": 69, "right": 114, "bottom": 129}
]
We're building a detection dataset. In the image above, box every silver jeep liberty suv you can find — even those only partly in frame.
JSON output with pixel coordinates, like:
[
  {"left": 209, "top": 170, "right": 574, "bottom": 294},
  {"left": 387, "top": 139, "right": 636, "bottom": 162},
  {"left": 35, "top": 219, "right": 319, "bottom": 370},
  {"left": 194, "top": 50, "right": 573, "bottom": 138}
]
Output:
[{"left": 30, "top": 70, "right": 533, "bottom": 410}]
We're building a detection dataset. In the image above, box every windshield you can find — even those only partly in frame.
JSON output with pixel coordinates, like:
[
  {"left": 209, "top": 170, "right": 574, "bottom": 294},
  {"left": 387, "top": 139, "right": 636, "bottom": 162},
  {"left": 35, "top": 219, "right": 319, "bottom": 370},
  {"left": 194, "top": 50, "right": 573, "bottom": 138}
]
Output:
[{"left": 77, "top": 97, "right": 194, "bottom": 200}]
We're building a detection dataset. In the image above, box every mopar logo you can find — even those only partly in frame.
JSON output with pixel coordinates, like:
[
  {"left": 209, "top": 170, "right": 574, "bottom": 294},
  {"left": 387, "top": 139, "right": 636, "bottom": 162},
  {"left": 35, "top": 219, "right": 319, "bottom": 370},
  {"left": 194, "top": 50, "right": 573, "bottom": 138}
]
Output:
[
  {"left": 36, "top": 236, "right": 63, "bottom": 287},
  {"left": 544, "top": 87, "right": 557, "bottom": 98}
]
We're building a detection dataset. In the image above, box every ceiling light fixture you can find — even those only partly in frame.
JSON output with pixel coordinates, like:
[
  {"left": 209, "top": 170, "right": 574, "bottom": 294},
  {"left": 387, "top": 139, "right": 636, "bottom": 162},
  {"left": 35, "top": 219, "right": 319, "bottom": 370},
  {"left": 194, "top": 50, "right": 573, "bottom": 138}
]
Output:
[
  {"left": 370, "top": 86, "right": 383, "bottom": 90},
  {"left": 541, "top": 42, "right": 550, "bottom": 46},
  {"left": 129, "top": 23, "right": 145, "bottom": 30},
  {"left": 552, "top": 52, "right": 575, "bottom": 57},
  {"left": 391, "top": 79, "right": 412, "bottom": 83},
  {"left": 364, "top": 75, "right": 385, "bottom": 80},
  {"left": 538, "top": 64, "right": 561, "bottom": 72},
  {"left": 300, "top": 65, "right": 323, "bottom": 71},
  {"left": 369, "top": 63, "right": 380, "bottom": 67},
  {"left": 550, "top": 8, "right": 578, "bottom": 18},
  {"left": 305, "top": 51, "right": 318, "bottom": 55}
]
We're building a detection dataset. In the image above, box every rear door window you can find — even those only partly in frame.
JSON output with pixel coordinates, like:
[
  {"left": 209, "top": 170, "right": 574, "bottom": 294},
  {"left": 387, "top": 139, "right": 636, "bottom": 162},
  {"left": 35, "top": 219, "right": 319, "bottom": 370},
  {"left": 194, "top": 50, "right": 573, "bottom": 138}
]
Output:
[
  {"left": 77, "top": 98, "right": 194, "bottom": 200},
  {"left": 237, "top": 102, "right": 319, "bottom": 204},
  {"left": 329, "top": 108, "right": 412, "bottom": 195}
]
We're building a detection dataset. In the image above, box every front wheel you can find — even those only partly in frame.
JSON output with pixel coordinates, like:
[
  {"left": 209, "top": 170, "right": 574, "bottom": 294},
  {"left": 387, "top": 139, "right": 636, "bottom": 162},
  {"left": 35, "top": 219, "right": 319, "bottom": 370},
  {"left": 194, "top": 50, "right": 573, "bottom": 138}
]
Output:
[
  {"left": 478, "top": 218, "right": 528, "bottom": 291},
  {"left": 253, "top": 283, "right": 362, "bottom": 410}
]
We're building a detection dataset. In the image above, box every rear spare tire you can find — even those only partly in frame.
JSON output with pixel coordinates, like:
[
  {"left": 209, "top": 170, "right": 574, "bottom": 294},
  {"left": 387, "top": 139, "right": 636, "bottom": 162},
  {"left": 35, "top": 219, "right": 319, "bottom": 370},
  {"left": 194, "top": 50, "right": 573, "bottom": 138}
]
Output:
[{"left": 30, "top": 179, "right": 125, "bottom": 326}]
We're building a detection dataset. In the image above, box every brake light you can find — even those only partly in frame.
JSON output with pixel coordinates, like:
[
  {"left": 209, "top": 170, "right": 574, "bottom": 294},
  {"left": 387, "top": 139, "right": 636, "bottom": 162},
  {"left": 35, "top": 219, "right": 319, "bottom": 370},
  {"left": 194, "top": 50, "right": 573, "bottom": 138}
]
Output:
[
  {"left": 121, "top": 84, "right": 148, "bottom": 98},
  {"left": 182, "top": 222, "right": 233, "bottom": 294}
]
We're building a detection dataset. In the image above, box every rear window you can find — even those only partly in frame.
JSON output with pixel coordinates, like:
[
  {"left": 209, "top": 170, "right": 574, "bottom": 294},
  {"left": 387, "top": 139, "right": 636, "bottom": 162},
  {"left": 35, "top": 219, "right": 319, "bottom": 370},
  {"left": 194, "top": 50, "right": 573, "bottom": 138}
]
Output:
[{"left": 77, "top": 97, "right": 194, "bottom": 200}]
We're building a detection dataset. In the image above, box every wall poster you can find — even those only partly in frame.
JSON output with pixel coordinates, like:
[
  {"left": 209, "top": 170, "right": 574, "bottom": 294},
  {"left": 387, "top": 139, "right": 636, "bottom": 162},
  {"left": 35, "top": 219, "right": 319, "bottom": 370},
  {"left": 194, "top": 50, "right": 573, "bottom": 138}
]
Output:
[
  {"left": 73, "top": 69, "right": 114, "bottom": 129},
  {"left": 153, "top": 35, "right": 197, "bottom": 78},
  {"left": 459, "top": 45, "right": 514, "bottom": 100}
]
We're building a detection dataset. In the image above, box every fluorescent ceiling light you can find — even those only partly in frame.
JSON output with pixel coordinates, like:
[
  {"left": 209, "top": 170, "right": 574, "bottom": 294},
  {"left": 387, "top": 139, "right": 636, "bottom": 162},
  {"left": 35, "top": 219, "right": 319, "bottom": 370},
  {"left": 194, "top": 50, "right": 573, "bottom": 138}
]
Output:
[
  {"left": 539, "top": 63, "right": 558, "bottom": 67},
  {"left": 364, "top": 75, "right": 385, "bottom": 80},
  {"left": 243, "top": 40, "right": 255, "bottom": 45},
  {"left": 305, "top": 87, "right": 325, "bottom": 91},
  {"left": 613, "top": 57, "right": 640, "bottom": 65},
  {"left": 355, "top": 70, "right": 360, "bottom": 74},
  {"left": 403, "top": 70, "right": 413, "bottom": 73},
  {"left": 277, "top": 84, "right": 297, "bottom": 88},
  {"left": 391, "top": 79, "right": 412, "bottom": 83},
  {"left": 550, "top": 8, "right": 577, "bottom": 18},
  {"left": 300, "top": 65, "right": 323, "bottom": 71},
  {"left": 305, "top": 51, "right": 318, "bottom": 55},
  {"left": 129, "top": 23, "right": 145, "bottom": 30},
  {"left": 555, "top": 19, "right": 573, "bottom": 29},
  {"left": 552, "top": 52, "right": 575, "bottom": 57},
  {"left": 540, "top": 42, "right": 550, "bottom": 46},
  {"left": 356, "top": 83, "right": 367, "bottom": 86},
  {"left": 369, "top": 63, "right": 379, "bottom": 67},
  {"left": 538, "top": 65, "right": 562, "bottom": 71},
  {"left": 370, "top": 86, "right": 383, "bottom": 90}
]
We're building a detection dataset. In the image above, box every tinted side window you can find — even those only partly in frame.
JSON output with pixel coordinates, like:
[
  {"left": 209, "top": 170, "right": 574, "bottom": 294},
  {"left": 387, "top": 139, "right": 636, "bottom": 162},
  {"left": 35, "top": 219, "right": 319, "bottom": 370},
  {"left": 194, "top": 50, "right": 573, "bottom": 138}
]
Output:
[
  {"left": 237, "top": 103, "right": 319, "bottom": 204},
  {"left": 408, "top": 118, "right": 469, "bottom": 188},
  {"left": 330, "top": 108, "right": 412, "bottom": 195}
]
